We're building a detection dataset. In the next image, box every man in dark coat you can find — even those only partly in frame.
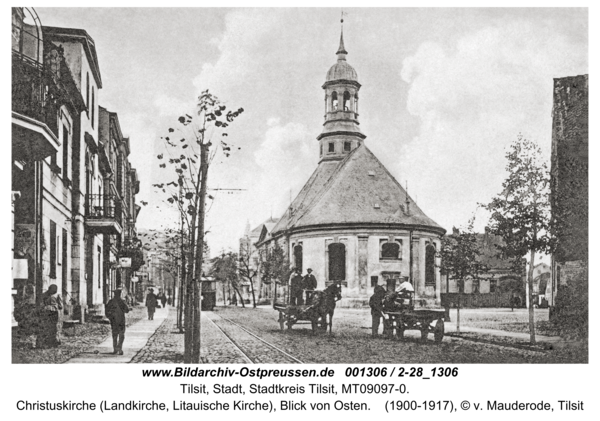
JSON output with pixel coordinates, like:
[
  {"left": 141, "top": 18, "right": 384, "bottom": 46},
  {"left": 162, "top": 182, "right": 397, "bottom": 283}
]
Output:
[
  {"left": 289, "top": 268, "right": 304, "bottom": 305},
  {"left": 160, "top": 292, "right": 167, "bottom": 309},
  {"left": 302, "top": 268, "right": 318, "bottom": 304},
  {"left": 369, "top": 285, "right": 387, "bottom": 338},
  {"left": 105, "top": 289, "right": 130, "bottom": 355},
  {"left": 145, "top": 288, "right": 158, "bottom": 320}
]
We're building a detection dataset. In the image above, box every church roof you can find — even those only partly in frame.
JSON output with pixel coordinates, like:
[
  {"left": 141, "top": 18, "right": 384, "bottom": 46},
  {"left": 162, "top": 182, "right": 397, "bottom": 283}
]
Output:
[
  {"left": 271, "top": 144, "right": 445, "bottom": 236},
  {"left": 250, "top": 217, "right": 279, "bottom": 236}
]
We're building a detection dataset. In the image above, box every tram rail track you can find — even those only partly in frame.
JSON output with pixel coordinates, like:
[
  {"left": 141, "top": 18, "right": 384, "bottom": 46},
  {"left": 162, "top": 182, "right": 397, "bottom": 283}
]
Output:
[{"left": 205, "top": 313, "right": 304, "bottom": 364}]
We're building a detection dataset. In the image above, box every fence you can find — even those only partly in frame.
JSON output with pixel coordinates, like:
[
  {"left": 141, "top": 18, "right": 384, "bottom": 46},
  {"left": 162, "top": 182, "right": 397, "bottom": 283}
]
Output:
[{"left": 441, "top": 292, "right": 524, "bottom": 308}]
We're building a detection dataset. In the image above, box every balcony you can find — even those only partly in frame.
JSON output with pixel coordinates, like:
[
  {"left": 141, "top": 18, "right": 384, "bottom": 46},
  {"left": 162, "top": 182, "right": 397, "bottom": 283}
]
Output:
[
  {"left": 12, "top": 52, "right": 60, "bottom": 161},
  {"left": 85, "top": 194, "right": 122, "bottom": 235},
  {"left": 12, "top": 41, "right": 85, "bottom": 162}
]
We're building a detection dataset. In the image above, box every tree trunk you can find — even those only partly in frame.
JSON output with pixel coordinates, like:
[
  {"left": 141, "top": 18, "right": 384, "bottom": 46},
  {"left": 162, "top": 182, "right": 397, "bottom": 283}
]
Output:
[
  {"left": 249, "top": 276, "right": 257, "bottom": 308},
  {"left": 528, "top": 249, "right": 536, "bottom": 344},
  {"left": 184, "top": 198, "right": 198, "bottom": 363},
  {"left": 457, "top": 291, "right": 461, "bottom": 334},
  {"left": 232, "top": 283, "right": 245, "bottom": 308},
  {"left": 191, "top": 143, "right": 209, "bottom": 363}
]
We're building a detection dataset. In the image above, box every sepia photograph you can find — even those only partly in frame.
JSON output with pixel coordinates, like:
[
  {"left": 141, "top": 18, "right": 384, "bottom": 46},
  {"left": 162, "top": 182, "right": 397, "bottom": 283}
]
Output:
[{"left": 10, "top": 6, "right": 588, "bottom": 366}]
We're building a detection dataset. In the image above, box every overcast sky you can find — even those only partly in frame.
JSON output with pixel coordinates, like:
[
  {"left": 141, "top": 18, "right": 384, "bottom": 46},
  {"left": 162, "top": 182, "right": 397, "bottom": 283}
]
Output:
[{"left": 33, "top": 7, "right": 588, "bottom": 256}]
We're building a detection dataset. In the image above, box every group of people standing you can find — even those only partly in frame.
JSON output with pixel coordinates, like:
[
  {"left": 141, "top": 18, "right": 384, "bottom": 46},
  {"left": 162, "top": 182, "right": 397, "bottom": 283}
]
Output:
[
  {"left": 31, "top": 284, "right": 170, "bottom": 355},
  {"left": 289, "top": 268, "right": 318, "bottom": 305}
]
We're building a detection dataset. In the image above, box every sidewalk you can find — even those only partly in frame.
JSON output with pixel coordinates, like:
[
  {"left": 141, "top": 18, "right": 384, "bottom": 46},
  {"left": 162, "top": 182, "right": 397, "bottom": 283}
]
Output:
[
  {"left": 64, "top": 307, "right": 169, "bottom": 364},
  {"left": 443, "top": 322, "right": 563, "bottom": 343}
]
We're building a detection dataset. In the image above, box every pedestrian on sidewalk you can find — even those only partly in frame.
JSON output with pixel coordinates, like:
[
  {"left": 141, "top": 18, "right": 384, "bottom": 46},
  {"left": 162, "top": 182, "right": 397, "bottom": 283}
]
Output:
[
  {"left": 105, "top": 288, "right": 129, "bottom": 355},
  {"left": 145, "top": 288, "right": 158, "bottom": 320},
  {"left": 160, "top": 293, "right": 167, "bottom": 309},
  {"left": 36, "top": 284, "right": 63, "bottom": 348}
]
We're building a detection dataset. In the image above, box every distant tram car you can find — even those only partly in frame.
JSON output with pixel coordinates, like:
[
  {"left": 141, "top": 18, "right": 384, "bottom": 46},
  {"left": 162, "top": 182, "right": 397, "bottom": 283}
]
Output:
[{"left": 201, "top": 277, "right": 217, "bottom": 311}]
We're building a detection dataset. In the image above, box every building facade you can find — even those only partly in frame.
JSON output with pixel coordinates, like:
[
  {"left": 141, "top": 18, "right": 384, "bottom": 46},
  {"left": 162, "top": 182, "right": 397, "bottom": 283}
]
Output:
[
  {"left": 12, "top": 8, "right": 143, "bottom": 325},
  {"left": 550, "top": 74, "right": 588, "bottom": 325},
  {"left": 256, "top": 30, "right": 445, "bottom": 306}
]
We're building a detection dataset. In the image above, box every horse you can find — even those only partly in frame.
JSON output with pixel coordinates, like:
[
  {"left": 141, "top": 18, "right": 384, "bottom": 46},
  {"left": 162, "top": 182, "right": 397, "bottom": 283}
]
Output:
[{"left": 310, "top": 282, "right": 342, "bottom": 334}]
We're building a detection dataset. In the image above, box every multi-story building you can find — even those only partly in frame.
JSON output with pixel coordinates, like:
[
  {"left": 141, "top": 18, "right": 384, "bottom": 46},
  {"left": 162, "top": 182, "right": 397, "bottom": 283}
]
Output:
[
  {"left": 12, "top": 8, "right": 143, "bottom": 325},
  {"left": 12, "top": 8, "right": 85, "bottom": 321},
  {"left": 98, "top": 107, "right": 142, "bottom": 305}
]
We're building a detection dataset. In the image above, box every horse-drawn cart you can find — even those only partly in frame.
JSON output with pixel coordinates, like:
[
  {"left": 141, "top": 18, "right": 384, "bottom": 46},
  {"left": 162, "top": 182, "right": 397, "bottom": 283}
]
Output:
[
  {"left": 381, "top": 292, "right": 445, "bottom": 343},
  {"left": 274, "top": 303, "right": 322, "bottom": 331}
]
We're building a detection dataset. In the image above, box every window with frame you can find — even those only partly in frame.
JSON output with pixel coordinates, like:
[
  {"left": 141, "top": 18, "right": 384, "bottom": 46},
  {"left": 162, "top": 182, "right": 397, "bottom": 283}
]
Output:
[
  {"left": 62, "top": 123, "right": 70, "bottom": 181},
  {"left": 91, "top": 87, "right": 95, "bottom": 128},
  {"left": 344, "top": 141, "right": 351, "bottom": 152},
  {"left": 86, "top": 72, "right": 90, "bottom": 109},
  {"left": 370, "top": 276, "right": 378, "bottom": 287},
  {"left": 328, "top": 142, "right": 335, "bottom": 153},
  {"left": 490, "top": 279, "right": 497, "bottom": 293},
  {"left": 380, "top": 239, "right": 401, "bottom": 260},
  {"left": 49, "top": 220, "right": 57, "bottom": 279},
  {"left": 97, "top": 246, "right": 102, "bottom": 288},
  {"left": 472, "top": 279, "right": 480, "bottom": 294},
  {"left": 425, "top": 244, "right": 436, "bottom": 286}
]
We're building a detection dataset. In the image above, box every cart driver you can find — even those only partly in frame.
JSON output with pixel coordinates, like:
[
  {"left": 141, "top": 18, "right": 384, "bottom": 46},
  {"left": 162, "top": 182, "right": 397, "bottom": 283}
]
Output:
[
  {"left": 396, "top": 278, "right": 414, "bottom": 295},
  {"left": 395, "top": 278, "right": 414, "bottom": 308}
]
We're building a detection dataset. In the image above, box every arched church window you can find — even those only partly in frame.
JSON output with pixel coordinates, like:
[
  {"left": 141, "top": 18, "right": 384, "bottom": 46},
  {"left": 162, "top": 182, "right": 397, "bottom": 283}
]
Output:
[
  {"left": 354, "top": 93, "right": 359, "bottom": 114},
  {"left": 425, "top": 244, "right": 436, "bottom": 286},
  {"left": 343, "top": 91, "right": 351, "bottom": 111},
  {"left": 332, "top": 91, "right": 338, "bottom": 111},
  {"left": 294, "top": 244, "right": 303, "bottom": 273},
  {"left": 380, "top": 239, "right": 401, "bottom": 260},
  {"left": 328, "top": 243, "right": 346, "bottom": 281}
]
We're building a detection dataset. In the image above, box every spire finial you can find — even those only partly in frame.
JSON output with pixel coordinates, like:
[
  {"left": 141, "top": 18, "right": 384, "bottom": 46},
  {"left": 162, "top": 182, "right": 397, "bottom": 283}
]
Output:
[{"left": 336, "top": 10, "right": 348, "bottom": 58}]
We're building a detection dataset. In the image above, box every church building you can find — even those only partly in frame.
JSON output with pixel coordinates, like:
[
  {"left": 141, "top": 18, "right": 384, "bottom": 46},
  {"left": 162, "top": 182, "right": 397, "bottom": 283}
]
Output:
[{"left": 256, "top": 27, "right": 446, "bottom": 306}]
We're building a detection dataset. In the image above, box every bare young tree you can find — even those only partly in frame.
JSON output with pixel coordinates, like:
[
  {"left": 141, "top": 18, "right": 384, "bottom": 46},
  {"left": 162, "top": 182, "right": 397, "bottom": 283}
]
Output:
[
  {"left": 154, "top": 90, "right": 244, "bottom": 363},
  {"left": 484, "top": 135, "right": 552, "bottom": 344}
]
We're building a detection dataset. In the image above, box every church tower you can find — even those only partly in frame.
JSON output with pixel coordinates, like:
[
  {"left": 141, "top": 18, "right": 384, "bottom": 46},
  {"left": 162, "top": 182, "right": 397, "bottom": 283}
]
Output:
[{"left": 318, "top": 23, "right": 366, "bottom": 162}]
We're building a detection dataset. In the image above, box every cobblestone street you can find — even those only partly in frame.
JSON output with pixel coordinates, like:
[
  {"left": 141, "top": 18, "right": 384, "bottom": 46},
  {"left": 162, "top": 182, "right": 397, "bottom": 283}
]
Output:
[{"left": 13, "top": 304, "right": 587, "bottom": 364}]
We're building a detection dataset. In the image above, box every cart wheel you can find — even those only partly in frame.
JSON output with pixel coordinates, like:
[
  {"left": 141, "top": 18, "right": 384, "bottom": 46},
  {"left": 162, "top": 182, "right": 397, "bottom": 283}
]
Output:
[
  {"left": 396, "top": 327, "right": 405, "bottom": 341},
  {"left": 279, "top": 313, "right": 285, "bottom": 331},
  {"left": 420, "top": 327, "right": 429, "bottom": 342},
  {"left": 434, "top": 319, "right": 445, "bottom": 343}
]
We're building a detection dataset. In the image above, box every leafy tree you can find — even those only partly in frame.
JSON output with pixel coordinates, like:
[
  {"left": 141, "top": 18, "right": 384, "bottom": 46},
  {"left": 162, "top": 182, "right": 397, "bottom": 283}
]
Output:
[
  {"left": 258, "top": 242, "right": 290, "bottom": 303},
  {"left": 209, "top": 251, "right": 244, "bottom": 308},
  {"left": 439, "top": 221, "right": 489, "bottom": 333},
  {"left": 484, "top": 135, "right": 552, "bottom": 344},
  {"left": 239, "top": 240, "right": 258, "bottom": 308},
  {"left": 259, "top": 242, "right": 290, "bottom": 284},
  {"left": 154, "top": 90, "right": 244, "bottom": 363}
]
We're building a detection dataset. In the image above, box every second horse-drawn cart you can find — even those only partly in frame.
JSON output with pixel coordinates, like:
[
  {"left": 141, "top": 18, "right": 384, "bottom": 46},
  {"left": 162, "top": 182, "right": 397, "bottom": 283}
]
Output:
[{"left": 381, "top": 291, "right": 445, "bottom": 343}]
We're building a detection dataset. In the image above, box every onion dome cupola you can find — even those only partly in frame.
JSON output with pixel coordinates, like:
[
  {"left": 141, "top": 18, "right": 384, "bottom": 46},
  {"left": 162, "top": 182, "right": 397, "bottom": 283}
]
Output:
[{"left": 318, "top": 22, "right": 365, "bottom": 162}]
